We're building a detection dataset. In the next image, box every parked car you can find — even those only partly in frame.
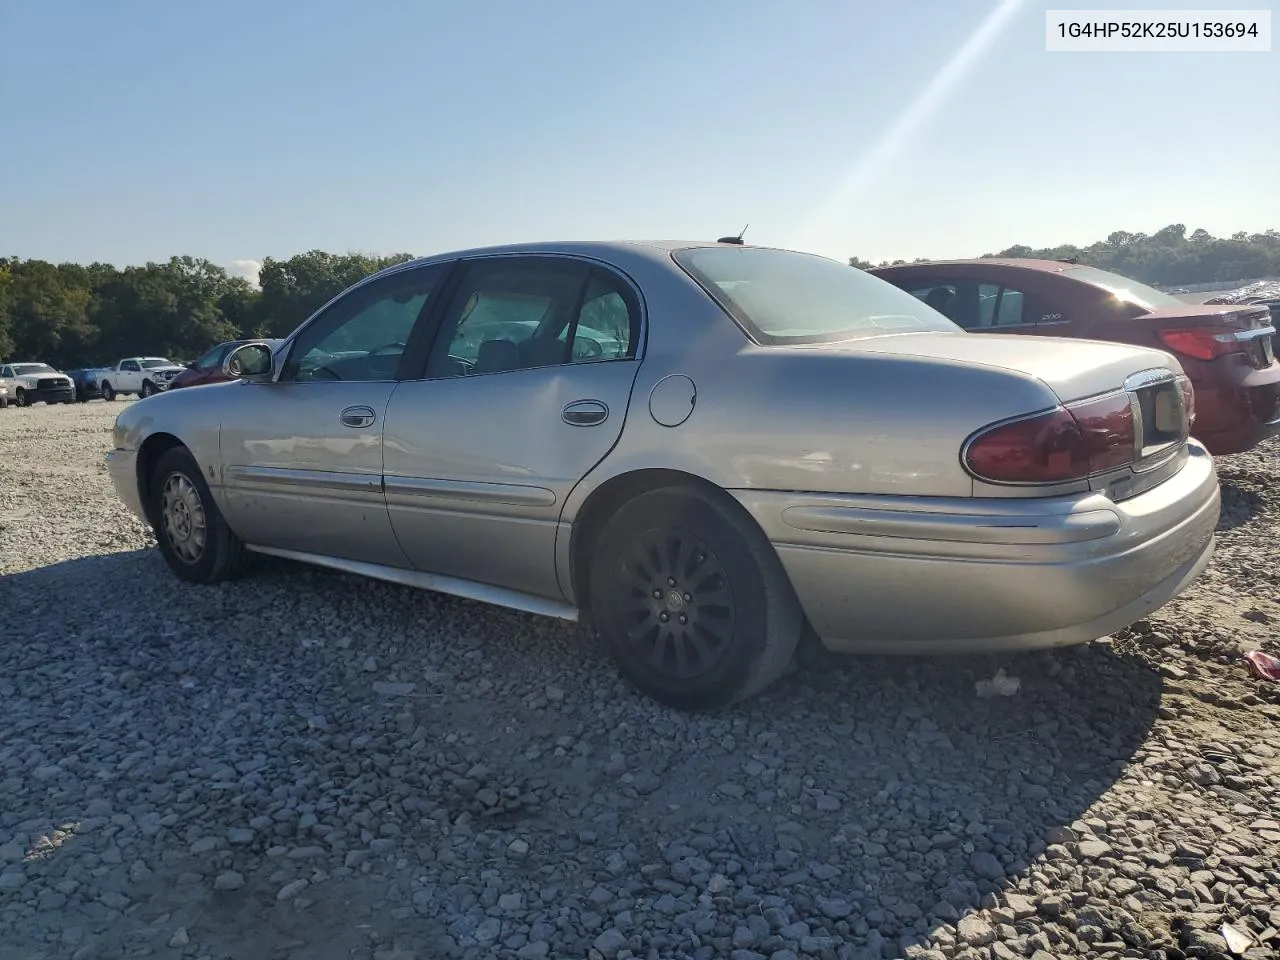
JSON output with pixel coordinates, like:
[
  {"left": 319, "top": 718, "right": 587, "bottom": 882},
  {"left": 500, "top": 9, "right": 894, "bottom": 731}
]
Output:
[
  {"left": 0, "top": 362, "right": 76, "bottom": 405},
  {"left": 871, "top": 259, "right": 1280, "bottom": 456},
  {"left": 105, "top": 240, "right": 1219, "bottom": 709},
  {"left": 64, "top": 368, "right": 106, "bottom": 402},
  {"left": 99, "top": 357, "right": 186, "bottom": 399},
  {"left": 168, "top": 339, "right": 283, "bottom": 390}
]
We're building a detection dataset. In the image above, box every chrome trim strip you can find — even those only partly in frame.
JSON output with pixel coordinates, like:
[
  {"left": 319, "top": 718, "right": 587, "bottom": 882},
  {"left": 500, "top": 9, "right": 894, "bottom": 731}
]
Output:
[
  {"left": 1123, "top": 367, "right": 1176, "bottom": 392},
  {"left": 224, "top": 465, "right": 382, "bottom": 493},
  {"left": 244, "top": 545, "right": 579, "bottom": 621},
  {"left": 1230, "top": 325, "right": 1276, "bottom": 342},
  {"left": 780, "top": 505, "right": 1120, "bottom": 544},
  {"left": 383, "top": 476, "right": 557, "bottom": 507}
]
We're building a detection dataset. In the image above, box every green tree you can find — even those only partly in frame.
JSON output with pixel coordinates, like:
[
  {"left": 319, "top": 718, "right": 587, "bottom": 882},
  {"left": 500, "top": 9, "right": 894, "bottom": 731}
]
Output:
[{"left": 252, "top": 250, "right": 414, "bottom": 338}]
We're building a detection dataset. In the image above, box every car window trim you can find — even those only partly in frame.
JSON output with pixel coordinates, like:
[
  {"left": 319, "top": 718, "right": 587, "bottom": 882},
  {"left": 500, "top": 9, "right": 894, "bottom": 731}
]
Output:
[{"left": 399, "top": 253, "right": 647, "bottom": 382}]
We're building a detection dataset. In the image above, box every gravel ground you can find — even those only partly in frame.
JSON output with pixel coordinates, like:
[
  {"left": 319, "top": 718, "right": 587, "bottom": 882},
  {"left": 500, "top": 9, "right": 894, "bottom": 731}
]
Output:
[{"left": 1, "top": 401, "right": 1278, "bottom": 960}]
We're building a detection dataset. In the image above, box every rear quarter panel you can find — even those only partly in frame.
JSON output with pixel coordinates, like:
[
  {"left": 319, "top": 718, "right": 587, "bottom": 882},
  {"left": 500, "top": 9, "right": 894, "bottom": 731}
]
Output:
[{"left": 567, "top": 310, "right": 1066, "bottom": 520}]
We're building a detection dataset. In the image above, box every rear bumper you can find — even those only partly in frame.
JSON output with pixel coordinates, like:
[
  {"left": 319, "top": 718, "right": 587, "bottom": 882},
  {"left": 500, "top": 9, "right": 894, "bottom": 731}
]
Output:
[
  {"left": 1192, "top": 365, "right": 1280, "bottom": 455},
  {"left": 106, "top": 448, "right": 146, "bottom": 521},
  {"left": 732, "top": 441, "right": 1220, "bottom": 653}
]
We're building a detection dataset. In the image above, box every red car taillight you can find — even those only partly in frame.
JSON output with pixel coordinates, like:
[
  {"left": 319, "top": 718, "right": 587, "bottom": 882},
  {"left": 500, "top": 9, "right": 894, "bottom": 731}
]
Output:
[
  {"left": 1157, "top": 327, "right": 1243, "bottom": 361},
  {"left": 964, "top": 393, "right": 1136, "bottom": 485}
]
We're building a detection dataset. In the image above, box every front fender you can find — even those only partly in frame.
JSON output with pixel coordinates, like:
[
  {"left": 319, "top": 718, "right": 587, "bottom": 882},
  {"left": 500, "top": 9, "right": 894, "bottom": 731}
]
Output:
[{"left": 112, "top": 388, "right": 226, "bottom": 513}]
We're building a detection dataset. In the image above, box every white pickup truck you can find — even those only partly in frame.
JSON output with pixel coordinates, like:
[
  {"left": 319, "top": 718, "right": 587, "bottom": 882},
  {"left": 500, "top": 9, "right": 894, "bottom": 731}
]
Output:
[{"left": 98, "top": 358, "right": 186, "bottom": 400}]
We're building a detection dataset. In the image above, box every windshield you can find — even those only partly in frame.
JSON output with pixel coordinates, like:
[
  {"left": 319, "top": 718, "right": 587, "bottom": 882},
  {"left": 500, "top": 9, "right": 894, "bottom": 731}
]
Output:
[
  {"left": 673, "top": 246, "right": 961, "bottom": 345},
  {"left": 140, "top": 358, "right": 175, "bottom": 369},
  {"left": 12, "top": 363, "right": 57, "bottom": 375},
  {"left": 1065, "top": 265, "right": 1185, "bottom": 311}
]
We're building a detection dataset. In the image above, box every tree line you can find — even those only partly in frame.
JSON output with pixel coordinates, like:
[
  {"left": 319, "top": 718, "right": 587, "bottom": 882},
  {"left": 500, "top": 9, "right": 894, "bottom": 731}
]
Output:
[
  {"left": 850, "top": 224, "right": 1280, "bottom": 287},
  {"left": 4, "top": 225, "right": 1278, "bottom": 368},
  {"left": 0, "top": 251, "right": 413, "bottom": 368}
]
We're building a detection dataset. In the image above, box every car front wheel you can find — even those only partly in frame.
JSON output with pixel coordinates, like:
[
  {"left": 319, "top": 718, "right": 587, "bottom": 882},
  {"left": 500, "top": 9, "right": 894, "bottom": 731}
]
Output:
[
  {"left": 140, "top": 381, "right": 155, "bottom": 398},
  {"left": 151, "top": 446, "right": 251, "bottom": 583},
  {"left": 588, "top": 486, "right": 803, "bottom": 710}
]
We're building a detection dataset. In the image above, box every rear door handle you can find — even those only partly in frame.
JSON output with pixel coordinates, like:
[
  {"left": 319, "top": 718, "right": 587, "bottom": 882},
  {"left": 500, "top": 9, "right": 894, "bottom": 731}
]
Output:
[
  {"left": 340, "top": 405, "right": 377, "bottom": 428},
  {"left": 562, "top": 399, "right": 609, "bottom": 427}
]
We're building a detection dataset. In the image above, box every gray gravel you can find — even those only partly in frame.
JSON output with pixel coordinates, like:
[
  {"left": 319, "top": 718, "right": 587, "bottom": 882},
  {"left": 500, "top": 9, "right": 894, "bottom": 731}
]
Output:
[{"left": 1, "top": 401, "right": 1278, "bottom": 960}]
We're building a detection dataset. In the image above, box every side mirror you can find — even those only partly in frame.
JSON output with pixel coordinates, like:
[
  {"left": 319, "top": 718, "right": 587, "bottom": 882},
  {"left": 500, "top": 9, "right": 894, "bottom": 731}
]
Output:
[
  {"left": 186, "top": 361, "right": 196, "bottom": 369},
  {"left": 223, "top": 342, "right": 274, "bottom": 380}
]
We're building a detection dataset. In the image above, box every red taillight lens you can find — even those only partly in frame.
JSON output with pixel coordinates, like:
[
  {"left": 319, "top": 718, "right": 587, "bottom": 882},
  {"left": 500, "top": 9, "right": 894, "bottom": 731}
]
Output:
[
  {"left": 1178, "top": 376, "right": 1195, "bottom": 426},
  {"left": 964, "top": 393, "right": 1136, "bottom": 484},
  {"left": 1157, "top": 328, "right": 1241, "bottom": 361}
]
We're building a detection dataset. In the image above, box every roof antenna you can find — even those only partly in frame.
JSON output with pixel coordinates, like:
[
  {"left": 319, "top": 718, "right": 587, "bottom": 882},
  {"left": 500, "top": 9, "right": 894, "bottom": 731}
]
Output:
[{"left": 718, "top": 224, "right": 749, "bottom": 245}]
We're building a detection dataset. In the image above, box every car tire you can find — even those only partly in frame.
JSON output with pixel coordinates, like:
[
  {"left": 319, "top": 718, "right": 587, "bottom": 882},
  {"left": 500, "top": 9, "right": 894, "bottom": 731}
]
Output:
[
  {"left": 102, "top": 382, "right": 116, "bottom": 401},
  {"left": 14, "top": 388, "right": 27, "bottom": 407},
  {"left": 588, "top": 485, "right": 804, "bottom": 710},
  {"left": 151, "top": 446, "right": 252, "bottom": 584},
  {"left": 140, "top": 380, "right": 155, "bottom": 398},
  {"left": 0, "top": 397, "right": 7, "bottom": 409}
]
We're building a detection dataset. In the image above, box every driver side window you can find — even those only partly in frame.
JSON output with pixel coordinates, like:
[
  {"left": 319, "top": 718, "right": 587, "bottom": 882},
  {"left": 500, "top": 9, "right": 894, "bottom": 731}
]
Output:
[
  {"left": 281, "top": 265, "right": 448, "bottom": 383},
  {"left": 122, "top": 360, "right": 140, "bottom": 372}
]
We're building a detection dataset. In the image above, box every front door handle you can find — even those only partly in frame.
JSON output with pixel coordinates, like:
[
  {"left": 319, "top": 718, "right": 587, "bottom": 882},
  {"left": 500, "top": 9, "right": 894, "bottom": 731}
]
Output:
[
  {"left": 562, "top": 399, "right": 609, "bottom": 427},
  {"left": 340, "top": 405, "right": 377, "bottom": 428}
]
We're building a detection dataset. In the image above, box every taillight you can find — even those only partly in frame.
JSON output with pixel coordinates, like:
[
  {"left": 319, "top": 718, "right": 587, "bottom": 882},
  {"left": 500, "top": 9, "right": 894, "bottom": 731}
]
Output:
[
  {"left": 1157, "top": 328, "right": 1243, "bottom": 361},
  {"left": 964, "top": 393, "right": 1135, "bottom": 484}
]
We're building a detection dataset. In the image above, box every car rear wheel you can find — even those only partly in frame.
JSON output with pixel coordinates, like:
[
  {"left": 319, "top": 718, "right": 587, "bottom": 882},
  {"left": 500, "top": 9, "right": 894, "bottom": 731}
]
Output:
[
  {"left": 151, "top": 446, "right": 251, "bottom": 584},
  {"left": 588, "top": 486, "right": 803, "bottom": 710},
  {"left": 102, "top": 382, "right": 116, "bottom": 401}
]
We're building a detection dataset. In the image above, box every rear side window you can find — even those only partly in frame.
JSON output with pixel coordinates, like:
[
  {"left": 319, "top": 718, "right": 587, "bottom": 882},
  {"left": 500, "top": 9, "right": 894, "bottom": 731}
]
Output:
[
  {"left": 674, "top": 247, "right": 959, "bottom": 345},
  {"left": 902, "top": 280, "right": 1029, "bottom": 330}
]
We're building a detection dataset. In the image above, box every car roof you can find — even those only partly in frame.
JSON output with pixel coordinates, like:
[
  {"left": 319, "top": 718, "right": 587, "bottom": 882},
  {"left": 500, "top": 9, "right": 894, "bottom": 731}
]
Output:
[
  {"left": 875, "top": 258, "right": 1084, "bottom": 274},
  {"left": 390, "top": 240, "right": 716, "bottom": 268}
]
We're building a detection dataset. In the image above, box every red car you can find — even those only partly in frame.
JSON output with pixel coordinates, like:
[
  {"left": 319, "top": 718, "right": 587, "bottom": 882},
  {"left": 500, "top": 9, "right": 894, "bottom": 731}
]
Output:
[
  {"left": 872, "top": 259, "right": 1280, "bottom": 455},
  {"left": 168, "top": 339, "right": 281, "bottom": 390}
]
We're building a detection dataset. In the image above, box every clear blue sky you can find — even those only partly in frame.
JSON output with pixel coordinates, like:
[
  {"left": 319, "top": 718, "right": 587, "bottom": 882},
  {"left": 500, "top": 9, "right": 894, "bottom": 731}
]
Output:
[{"left": 2, "top": 0, "right": 1276, "bottom": 282}]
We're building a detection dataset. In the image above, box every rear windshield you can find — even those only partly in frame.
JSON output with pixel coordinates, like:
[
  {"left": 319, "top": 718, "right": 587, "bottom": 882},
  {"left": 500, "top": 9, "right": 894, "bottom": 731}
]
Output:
[
  {"left": 1064, "top": 265, "right": 1184, "bottom": 311},
  {"left": 673, "top": 246, "right": 960, "bottom": 345}
]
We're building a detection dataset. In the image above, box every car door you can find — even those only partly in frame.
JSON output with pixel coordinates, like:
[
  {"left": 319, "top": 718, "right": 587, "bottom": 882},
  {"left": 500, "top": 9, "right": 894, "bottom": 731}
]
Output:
[
  {"left": 217, "top": 262, "right": 453, "bottom": 567},
  {"left": 383, "top": 255, "right": 643, "bottom": 600},
  {"left": 119, "top": 359, "right": 141, "bottom": 391}
]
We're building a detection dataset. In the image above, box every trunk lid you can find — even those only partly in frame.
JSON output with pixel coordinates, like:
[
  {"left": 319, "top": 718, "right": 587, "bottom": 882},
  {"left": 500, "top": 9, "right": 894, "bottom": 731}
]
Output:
[{"left": 820, "top": 330, "right": 1182, "bottom": 404}]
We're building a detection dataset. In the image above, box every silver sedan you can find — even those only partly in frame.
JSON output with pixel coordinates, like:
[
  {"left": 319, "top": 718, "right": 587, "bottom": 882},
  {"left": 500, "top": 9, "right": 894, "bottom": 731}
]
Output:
[{"left": 106, "top": 241, "right": 1220, "bottom": 708}]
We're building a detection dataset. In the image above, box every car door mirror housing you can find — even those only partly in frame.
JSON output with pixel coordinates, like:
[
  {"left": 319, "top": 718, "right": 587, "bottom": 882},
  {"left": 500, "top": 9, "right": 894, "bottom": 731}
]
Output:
[{"left": 224, "top": 343, "right": 274, "bottom": 380}]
